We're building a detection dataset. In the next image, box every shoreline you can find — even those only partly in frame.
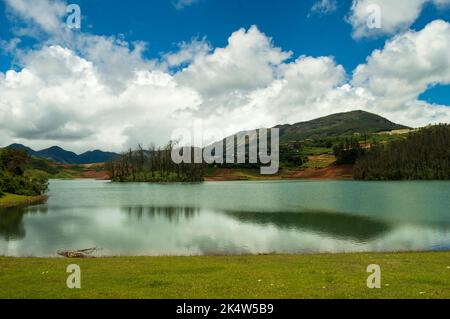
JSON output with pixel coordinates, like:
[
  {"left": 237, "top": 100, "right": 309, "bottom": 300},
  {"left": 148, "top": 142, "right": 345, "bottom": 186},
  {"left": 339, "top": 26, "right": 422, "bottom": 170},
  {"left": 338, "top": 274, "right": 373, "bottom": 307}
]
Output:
[
  {"left": 1, "top": 251, "right": 449, "bottom": 299},
  {"left": 1, "top": 249, "right": 449, "bottom": 259},
  {"left": 0, "top": 193, "right": 48, "bottom": 209},
  {"left": 52, "top": 165, "right": 450, "bottom": 182},
  {"left": 205, "top": 166, "right": 354, "bottom": 181},
  {"left": 53, "top": 162, "right": 356, "bottom": 181}
]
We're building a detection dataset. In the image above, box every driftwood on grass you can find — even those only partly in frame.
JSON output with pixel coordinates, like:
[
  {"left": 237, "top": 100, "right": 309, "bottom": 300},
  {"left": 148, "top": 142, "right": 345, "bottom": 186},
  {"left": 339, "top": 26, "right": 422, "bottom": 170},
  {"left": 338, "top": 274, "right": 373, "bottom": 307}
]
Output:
[{"left": 57, "top": 248, "right": 97, "bottom": 258}]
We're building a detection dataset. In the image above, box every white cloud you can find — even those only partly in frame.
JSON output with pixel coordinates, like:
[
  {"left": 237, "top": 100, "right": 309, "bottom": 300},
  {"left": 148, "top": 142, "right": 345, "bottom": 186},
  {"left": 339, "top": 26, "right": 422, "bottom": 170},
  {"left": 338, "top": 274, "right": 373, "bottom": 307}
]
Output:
[
  {"left": 176, "top": 26, "right": 292, "bottom": 99},
  {"left": 309, "top": 0, "right": 338, "bottom": 16},
  {"left": 353, "top": 20, "right": 450, "bottom": 104},
  {"left": 5, "top": 0, "right": 67, "bottom": 36},
  {"left": 348, "top": 0, "right": 450, "bottom": 39},
  {"left": 1, "top": 0, "right": 449, "bottom": 152},
  {"left": 0, "top": 45, "right": 201, "bottom": 152},
  {"left": 162, "top": 38, "right": 211, "bottom": 69},
  {"left": 74, "top": 35, "right": 158, "bottom": 91},
  {"left": 352, "top": 19, "right": 450, "bottom": 125}
]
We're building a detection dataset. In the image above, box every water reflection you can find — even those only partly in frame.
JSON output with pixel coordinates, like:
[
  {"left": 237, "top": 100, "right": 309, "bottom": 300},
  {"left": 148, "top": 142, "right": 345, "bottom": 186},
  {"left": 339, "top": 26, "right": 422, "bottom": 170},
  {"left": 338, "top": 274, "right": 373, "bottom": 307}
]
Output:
[
  {"left": 0, "top": 206, "right": 47, "bottom": 241},
  {"left": 121, "top": 205, "right": 391, "bottom": 242},
  {"left": 122, "top": 206, "right": 200, "bottom": 223},
  {"left": 225, "top": 211, "right": 392, "bottom": 242},
  {"left": 0, "top": 179, "right": 449, "bottom": 256}
]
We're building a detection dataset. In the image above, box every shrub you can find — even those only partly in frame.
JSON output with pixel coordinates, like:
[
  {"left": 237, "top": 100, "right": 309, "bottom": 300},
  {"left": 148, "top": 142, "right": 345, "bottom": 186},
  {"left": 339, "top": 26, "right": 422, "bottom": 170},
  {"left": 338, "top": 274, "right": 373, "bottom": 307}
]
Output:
[{"left": 0, "top": 149, "right": 49, "bottom": 196}]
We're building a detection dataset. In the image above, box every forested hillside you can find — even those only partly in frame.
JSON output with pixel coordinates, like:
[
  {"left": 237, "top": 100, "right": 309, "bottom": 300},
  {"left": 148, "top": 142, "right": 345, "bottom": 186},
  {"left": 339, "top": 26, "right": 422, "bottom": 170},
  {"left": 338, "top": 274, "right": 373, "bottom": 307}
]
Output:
[{"left": 354, "top": 125, "right": 450, "bottom": 180}]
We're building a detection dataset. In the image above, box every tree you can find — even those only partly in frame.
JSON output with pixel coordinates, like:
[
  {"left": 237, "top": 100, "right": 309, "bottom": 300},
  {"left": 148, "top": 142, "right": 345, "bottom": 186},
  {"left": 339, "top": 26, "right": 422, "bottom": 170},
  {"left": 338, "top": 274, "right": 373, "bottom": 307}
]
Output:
[
  {"left": 107, "top": 141, "right": 206, "bottom": 183},
  {"left": 0, "top": 149, "right": 49, "bottom": 196},
  {"left": 354, "top": 125, "right": 450, "bottom": 180},
  {"left": 333, "top": 137, "right": 365, "bottom": 165}
]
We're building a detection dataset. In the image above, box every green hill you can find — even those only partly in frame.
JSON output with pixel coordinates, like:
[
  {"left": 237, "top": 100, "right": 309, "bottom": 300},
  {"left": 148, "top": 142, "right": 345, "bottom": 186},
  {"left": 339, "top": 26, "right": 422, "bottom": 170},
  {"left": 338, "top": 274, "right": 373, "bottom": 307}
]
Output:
[{"left": 276, "top": 110, "right": 409, "bottom": 142}]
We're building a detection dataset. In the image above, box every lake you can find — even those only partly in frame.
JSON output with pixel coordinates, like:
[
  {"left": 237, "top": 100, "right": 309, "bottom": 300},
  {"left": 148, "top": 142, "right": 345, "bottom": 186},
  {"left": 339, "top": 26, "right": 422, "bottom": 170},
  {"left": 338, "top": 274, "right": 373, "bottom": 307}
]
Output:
[{"left": 0, "top": 179, "right": 449, "bottom": 257}]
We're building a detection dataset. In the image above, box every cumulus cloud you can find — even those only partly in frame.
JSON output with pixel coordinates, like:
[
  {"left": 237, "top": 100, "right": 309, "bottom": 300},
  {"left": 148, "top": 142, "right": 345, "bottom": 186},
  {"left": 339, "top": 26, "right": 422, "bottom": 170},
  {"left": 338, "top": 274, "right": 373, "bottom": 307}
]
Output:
[
  {"left": 176, "top": 26, "right": 292, "bottom": 99},
  {"left": 352, "top": 19, "right": 450, "bottom": 124},
  {"left": 0, "top": 0, "right": 449, "bottom": 152},
  {"left": 0, "top": 45, "right": 200, "bottom": 151},
  {"left": 162, "top": 38, "right": 211, "bottom": 69},
  {"left": 348, "top": 0, "right": 450, "bottom": 39}
]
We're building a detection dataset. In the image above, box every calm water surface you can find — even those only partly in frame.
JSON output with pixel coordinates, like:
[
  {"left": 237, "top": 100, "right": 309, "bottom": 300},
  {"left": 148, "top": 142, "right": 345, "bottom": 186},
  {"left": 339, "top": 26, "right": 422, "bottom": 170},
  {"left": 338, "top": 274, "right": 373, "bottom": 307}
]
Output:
[{"left": 1, "top": 179, "right": 449, "bottom": 257}]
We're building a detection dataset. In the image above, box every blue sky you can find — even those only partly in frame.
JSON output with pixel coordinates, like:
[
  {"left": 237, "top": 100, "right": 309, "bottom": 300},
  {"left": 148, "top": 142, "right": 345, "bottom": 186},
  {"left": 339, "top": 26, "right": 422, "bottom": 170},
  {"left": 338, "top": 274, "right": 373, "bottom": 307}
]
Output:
[
  {"left": 0, "top": 0, "right": 450, "bottom": 151},
  {"left": 0, "top": 0, "right": 368, "bottom": 70},
  {"left": 1, "top": 0, "right": 448, "bottom": 73}
]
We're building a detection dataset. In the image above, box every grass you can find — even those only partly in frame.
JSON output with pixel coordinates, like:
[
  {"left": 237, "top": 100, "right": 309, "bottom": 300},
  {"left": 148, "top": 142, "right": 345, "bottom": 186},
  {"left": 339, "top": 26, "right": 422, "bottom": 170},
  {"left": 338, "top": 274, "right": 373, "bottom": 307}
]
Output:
[
  {"left": 302, "top": 155, "right": 337, "bottom": 169},
  {"left": 0, "top": 252, "right": 449, "bottom": 299},
  {"left": 0, "top": 193, "right": 48, "bottom": 208},
  {"left": 50, "top": 171, "right": 77, "bottom": 179},
  {"left": 48, "top": 163, "right": 109, "bottom": 179},
  {"left": 303, "top": 146, "right": 333, "bottom": 156}
]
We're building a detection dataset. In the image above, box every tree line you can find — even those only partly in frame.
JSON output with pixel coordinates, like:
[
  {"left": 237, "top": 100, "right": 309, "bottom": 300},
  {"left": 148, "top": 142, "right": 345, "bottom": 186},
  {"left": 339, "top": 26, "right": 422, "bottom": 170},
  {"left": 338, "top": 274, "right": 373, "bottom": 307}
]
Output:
[
  {"left": 333, "top": 137, "right": 365, "bottom": 165},
  {"left": 108, "top": 125, "right": 450, "bottom": 182},
  {"left": 106, "top": 142, "right": 205, "bottom": 182},
  {"left": 354, "top": 125, "right": 450, "bottom": 180}
]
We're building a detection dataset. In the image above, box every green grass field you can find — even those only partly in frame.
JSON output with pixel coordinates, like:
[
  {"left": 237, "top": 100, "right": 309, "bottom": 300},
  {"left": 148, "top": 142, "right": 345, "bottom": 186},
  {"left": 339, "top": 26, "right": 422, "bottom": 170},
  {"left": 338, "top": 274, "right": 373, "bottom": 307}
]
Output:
[
  {"left": 302, "top": 155, "right": 337, "bottom": 169},
  {"left": 303, "top": 146, "right": 333, "bottom": 156},
  {"left": 0, "top": 193, "right": 48, "bottom": 209},
  {"left": 1, "top": 252, "right": 449, "bottom": 299}
]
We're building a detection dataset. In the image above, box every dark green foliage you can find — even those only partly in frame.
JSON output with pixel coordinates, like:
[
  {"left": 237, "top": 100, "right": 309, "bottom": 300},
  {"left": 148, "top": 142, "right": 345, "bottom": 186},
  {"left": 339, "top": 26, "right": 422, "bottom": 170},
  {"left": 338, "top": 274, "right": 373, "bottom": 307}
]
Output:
[
  {"left": 307, "top": 139, "right": 334, "bottom": 149},
  {"left": 280, "top": 142, "right": 308, "bottom": 167},
  {"left": 0, "top": 149, "right": 49, "bottom": 196},
  {"left": 216, "top": 140, "right": 308, "bottom": 169},
  {"left": 29, "top": 157, "right": 60, "bottom": 175},
  {"left": 0, "top": 148, "right": 28, "bottom": 175},
  {"left": 333, "top": 137, "right": 365, "bottom": 165},
  {"left": 355, "top": 125, "right": 450, "bottom": 180}
]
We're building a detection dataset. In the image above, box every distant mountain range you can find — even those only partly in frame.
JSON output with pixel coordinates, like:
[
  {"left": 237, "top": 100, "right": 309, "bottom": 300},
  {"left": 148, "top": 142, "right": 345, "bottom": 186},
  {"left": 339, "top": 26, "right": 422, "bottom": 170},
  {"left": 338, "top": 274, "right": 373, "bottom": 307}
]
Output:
[
  {"left": 4, "top": 144, "right": 119, "bottom": 165},
  {"left": 3, "top": 110, "right": 410, "bottom": 164}
]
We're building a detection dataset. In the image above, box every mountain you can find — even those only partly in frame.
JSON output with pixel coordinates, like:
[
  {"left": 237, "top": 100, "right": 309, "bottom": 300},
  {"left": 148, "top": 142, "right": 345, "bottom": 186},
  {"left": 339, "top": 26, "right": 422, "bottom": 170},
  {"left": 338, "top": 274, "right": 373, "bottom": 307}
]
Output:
[
  {"left": 35, "top": 146, "right": 80, "bottom": 164},
  {"left": 5, "top": 143, "right": 38, "bottom": 156},
  {"left": 78, "top": 150, "right": 120, "bottom": 164},
  {"left": 276, "top": 110, "right": 410, "bottom": 142},
  {"left": 3, "top": 144, "right": 119, "bottom": 164},
  {"left": 207, "top": 110, "right": 410, "bottom": 155},
  {"left": 4, "top": 111, "right": 408, "bottom": 164}
]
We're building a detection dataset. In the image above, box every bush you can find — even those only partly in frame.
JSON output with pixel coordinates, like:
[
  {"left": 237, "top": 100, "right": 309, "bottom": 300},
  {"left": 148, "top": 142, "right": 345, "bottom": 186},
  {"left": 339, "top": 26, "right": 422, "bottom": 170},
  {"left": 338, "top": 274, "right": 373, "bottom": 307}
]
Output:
[
  {"left": 29, "top": 157, "right": 60, "bottom": 175},
  {"left": 333, "top": 137, "right": 365, "bottom": 165},
  {"left": 23, "top": 170, "right": 49, "bottom": 195},
  {"left": 0, "top": 149, "right": 49, "bottom": 196}
]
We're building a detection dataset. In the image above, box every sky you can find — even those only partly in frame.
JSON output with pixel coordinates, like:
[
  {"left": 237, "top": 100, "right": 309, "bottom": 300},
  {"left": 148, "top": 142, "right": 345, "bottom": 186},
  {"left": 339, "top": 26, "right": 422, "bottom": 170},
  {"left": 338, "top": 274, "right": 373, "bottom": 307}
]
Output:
[{"left": 0, "top": 0, "right": 450, "bottom": 153}]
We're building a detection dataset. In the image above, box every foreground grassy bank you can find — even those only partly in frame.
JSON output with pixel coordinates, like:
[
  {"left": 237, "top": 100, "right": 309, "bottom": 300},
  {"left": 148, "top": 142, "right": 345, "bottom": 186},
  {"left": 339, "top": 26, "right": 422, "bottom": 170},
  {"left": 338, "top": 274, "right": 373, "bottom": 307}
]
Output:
[
  {"left": 1, "top": 252, "right": 449, "bottom": 299},
  {"left": 0, "top": 193, "right": 47, "bottom": 209}
]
